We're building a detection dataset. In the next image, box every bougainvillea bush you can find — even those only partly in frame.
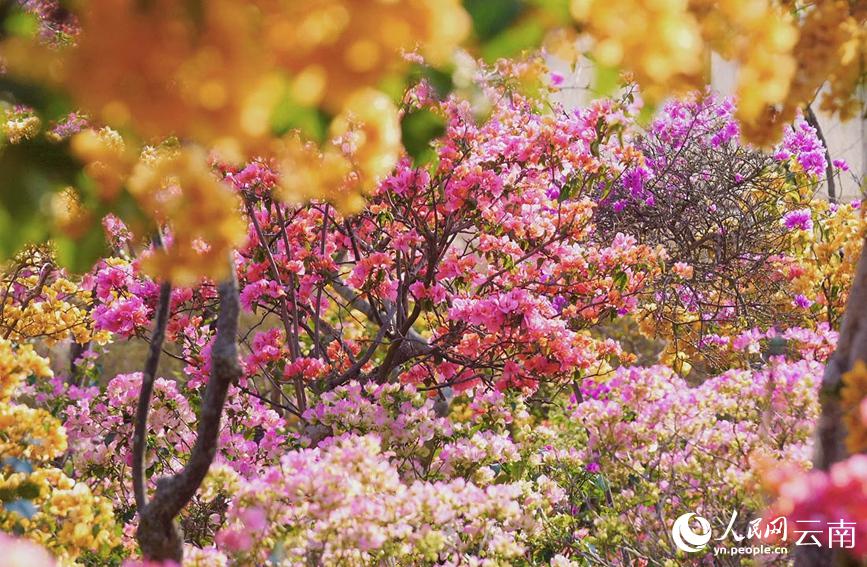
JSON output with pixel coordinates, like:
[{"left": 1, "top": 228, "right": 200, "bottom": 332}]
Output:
[{"left": 0, "top": 24, "right": 863, "bottom": 567}]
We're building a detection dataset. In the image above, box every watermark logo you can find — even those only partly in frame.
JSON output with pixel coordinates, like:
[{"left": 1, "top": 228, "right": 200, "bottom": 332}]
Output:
[
  {"left": 672, "top": 513, "right": 712, "bottom": 553},
  {"left": 670, "top": 510, "right": 855, "bottom": 557}
]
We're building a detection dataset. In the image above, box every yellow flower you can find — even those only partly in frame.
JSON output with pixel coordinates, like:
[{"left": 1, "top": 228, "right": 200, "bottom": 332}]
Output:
[
  {"left": 0, "top": 339, "right": 52, "bottom": 400},
  {"left": 129, "top": 146, "right": 248, "bottom": 285},
  {"left": 0, "top": 340, "right": 119, "bottom": 563},
  {"left": 70, "top": 127, "right": 133, "bottom": 202},
  {"left": 571, "top": 0, "right": 864, "bottom": 144},
  {"left": 329, "top": 89, "right": 402, "bottom": 188}
]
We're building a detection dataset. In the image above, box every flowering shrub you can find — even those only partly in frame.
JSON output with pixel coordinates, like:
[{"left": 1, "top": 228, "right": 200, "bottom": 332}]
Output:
[
  {"left": 594, "top": 91, "right": 862, "bottom": 374},
  {"left": 0, "top": 339, "right": 119, "bottom": 564},
  {"left": 563, "top": 358, "right": 820, "bottom": 563},
  {"left": 217, "top": 434, "right": 562, "bottom": 566},
  {"left": 0, "top": 53, "right": 861, "bottom": 566},
  {"left": 56, "top": 371, "right": 290, "bottom": 552}
]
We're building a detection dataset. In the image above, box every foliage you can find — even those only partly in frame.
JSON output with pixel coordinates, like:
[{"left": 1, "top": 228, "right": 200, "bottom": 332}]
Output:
[
  {"left": 568, "top": 0, "right": 866, "bottom": 145},
  {"left": 0, "top": 0, "right": 470, "bottom": 277}
]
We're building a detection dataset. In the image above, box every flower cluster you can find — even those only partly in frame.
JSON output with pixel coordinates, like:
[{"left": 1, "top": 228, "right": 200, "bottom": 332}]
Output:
[
  {"left": 593, "top": 91, "right": 849, "bottom": 373},
  {"left": 565, "top": 358, "right": 820, "bottom": 561},
  {"left": 569, "top": 0, "right": 865, "bottom": 144},
  {"left": 0, "top": 339, "right": 119, "bottom": 563},
  {"left": 216, "top": 433, "right": 562, "bottom": 566},
  {"left": 0, "top": 248, "right": 107, "bottom": 345}
]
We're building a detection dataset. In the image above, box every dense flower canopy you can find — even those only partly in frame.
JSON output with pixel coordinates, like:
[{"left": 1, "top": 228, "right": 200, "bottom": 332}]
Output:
[{"left": 0, "top": 2, "right": 865, "bottom": 567}]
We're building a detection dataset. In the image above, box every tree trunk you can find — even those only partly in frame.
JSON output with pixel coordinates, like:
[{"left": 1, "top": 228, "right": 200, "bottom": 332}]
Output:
[
  {"left": 135, "top": 273, "right": 241, "bottom": 562},
  {"left": 796, "top": 236, "right": 867, "bottom": 567}
]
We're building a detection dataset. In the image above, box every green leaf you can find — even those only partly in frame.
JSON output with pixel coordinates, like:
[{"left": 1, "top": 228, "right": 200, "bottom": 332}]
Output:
[
  {"left": 4, "top": 10, "right": 39, "bottom": 38},
  {"left": 0, "top": 137, "right": 82, "bottom": 259},
  {"left": 593, "top": 63, "right": 621, "bottom": 98},
  {"left": 599, "top": 178, "right": 613, "bottom": 201},
  {"left": 463, "top": 0, "right": 524, "bottom": 42},
  {"left": 613, "top": 271, "right": 628, "bottom": 290},
  {"left": 401, "top": 109, "right": 445, "bottom": 166},
  {"left": 15, "top": 481, "right": 40, "bottom": 501},
  {"left": 0, "top": 77, "right": 73, "bottom": 121},
  {"left": 271, "top": 96, "right": 329, "bottom": 142},
  {"left": 53, "top": 225, "right": 108, "bottom": 273},
  {"left": 558, "top": 173, "right": 586, "bottom": 202},
  {"left": 481, "top": 19, "right": 545, "bottom": 62},
  {"left": 526, "top": 0, "right": 571, "bottom": 23}
]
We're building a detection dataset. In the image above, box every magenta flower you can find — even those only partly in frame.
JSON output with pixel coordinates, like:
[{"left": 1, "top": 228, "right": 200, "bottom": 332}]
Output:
[
  {"left": 549, "top": 71, "right": 565, "bottom": 87},
  {"left": 833, "top": 159, "right": 850, "bottom": 172},
  {"left": 782, "top": 209, "right": 813, "bottom": 231},
  {"left": 776, "top": 115, "right": 827, "bottom": 177}
]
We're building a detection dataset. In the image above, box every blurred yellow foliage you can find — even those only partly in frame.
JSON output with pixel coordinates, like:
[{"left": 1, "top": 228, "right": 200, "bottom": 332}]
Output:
[
  {"left": 1, "top": 0, "right": 468, "bottom": 156},
  {"left": 0, "top": 0, "right": 471, "bottom": 280},
  {"left": 279, "top": 88, "right": 402, "bottom": 213},
  {"left": 571, "top": 0, "right": 866, "bottom": 144},
  {"left": 128, "top": 146, "right": 248, "bottom": 286}
]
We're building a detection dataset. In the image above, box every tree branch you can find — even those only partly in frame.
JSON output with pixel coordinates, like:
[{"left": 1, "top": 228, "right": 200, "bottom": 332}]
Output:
[
  {"left": 804, "top": 104, "right": 837, "bottom": 203},
  {"left": 328, "top": 272, "right": 426, "bottom": 345},
  {"left": 132, "top": 280, "right": 172, "bottom": 511}
]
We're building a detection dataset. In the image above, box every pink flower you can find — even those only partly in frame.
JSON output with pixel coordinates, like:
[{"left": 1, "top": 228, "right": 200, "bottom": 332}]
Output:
[
  {"left": 549, "top": 71, "right": 565, "bottom": 87},
  {"left": 0, "top": 534, "right": 55, "bottom": 567},
  {"left": 240, "top": 279, "right": 285, "bottom": 311},
  {"left": 93, "top": 296, "right": 150, "bottom": 336},
  {"left": 239, "top": 507, "right": 268, "bottom": 532},
  {"left": 216, "top": 528, "right": 253, "bottom": 553},
  {"left": 833, "top": 159, "right": 850, "bottom": 172}
]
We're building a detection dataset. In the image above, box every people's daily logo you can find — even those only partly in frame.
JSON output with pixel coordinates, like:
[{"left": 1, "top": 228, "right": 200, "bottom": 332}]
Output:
[{"left": 672, "top": 513, "right": 712, "bottom": 552}]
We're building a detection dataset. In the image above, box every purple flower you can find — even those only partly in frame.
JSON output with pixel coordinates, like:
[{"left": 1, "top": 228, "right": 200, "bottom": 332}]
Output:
[
  {"left": 710, "top": 120, "right": 739, "bottom": 147},
  {"left": 622, "top": 167, "right": 652, "bottom": 199},
  {"left": 776, "top": 115, "right": 827, "bottom": 177},
  {"left": 782, "top": 209, "right": 813, "bottom": 231},
  {"left": 833, "top": 159, "right": 850, "bottom": 172},
  {"left": 549, "top": 72, "right": 565, "bottom": 87},
  {"left": 792, "top": 294, "right": 813, "bottom": 309}
]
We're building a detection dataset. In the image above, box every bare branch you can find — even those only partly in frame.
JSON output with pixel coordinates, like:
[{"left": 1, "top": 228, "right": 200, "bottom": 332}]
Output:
[{"left": 132, "top": 280, "right": 172, "bottom": 511}]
